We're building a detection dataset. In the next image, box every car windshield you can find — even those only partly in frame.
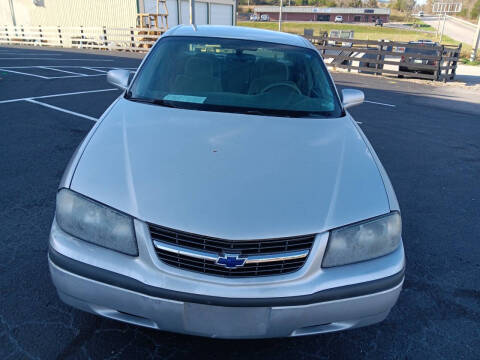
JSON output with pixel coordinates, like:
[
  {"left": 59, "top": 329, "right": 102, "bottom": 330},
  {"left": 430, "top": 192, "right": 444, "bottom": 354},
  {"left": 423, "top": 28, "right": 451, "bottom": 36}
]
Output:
[{"left": 127, "top": 36, "right": 342, "bottom": 118}]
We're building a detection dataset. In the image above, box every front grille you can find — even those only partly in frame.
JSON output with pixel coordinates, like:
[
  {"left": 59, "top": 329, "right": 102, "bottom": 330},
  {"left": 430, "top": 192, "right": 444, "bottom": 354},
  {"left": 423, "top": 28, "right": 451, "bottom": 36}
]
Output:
[{"left": 149, "top": 224, "right": 316, "bottom": 277}]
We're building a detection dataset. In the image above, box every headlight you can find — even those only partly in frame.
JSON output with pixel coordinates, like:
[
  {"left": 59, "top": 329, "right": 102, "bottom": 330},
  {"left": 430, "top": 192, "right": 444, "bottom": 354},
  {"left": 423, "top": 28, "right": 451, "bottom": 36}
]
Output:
[
  {"left": 56, "top": 189, "right": 138, "bottom": 256},
  {"left": 322, "top": 212, "right": 401, "bottom": 268}
]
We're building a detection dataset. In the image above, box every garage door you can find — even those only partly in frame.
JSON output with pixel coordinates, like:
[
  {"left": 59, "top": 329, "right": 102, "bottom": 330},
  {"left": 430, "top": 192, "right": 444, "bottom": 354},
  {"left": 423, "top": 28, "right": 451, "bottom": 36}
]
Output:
[
  {"left": 180, "top": 1, "right": 208, "bottom": 24},
  {"left": 210, "top": 3, "right": 233, "bottom": 25},
  {"left": 195, "top": 2, "right": 208, "bottom": 25},
  {"left": 167, "top": 0, "right": 179, "bottom": 26}
]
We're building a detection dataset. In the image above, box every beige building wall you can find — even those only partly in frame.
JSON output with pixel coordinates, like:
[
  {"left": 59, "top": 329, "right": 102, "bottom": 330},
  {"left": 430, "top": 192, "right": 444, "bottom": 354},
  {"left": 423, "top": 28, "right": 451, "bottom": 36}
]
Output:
[{"left": 1, "top": 0, "right": 138, "bottom": 27}]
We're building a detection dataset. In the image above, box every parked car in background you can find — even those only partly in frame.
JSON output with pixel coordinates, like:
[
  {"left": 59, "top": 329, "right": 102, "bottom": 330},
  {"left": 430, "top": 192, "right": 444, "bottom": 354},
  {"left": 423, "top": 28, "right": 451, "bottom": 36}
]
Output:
[
  {"left": 49, "top": 25, "right": 405, "bottom": 339},
  {"left": 334, "top": 15, "right": 343, "bottom": 23},
  {"left": 399, "top": 41, "right": 439, "bottom": 78},
  {"left": 359, "top": 43, "right": 392, "bottom": 74},
  {"left": 260, "top": 14, "right": 270, "bottom": 21},
  {"left": 375, "top": 18, "right": 383, "bottom": 27},
  {"left": 418, "top": 11, "right": 424, "bottom": 17},
  {"left": 249, "top": 14, "right": 258, "bottom": 21}
]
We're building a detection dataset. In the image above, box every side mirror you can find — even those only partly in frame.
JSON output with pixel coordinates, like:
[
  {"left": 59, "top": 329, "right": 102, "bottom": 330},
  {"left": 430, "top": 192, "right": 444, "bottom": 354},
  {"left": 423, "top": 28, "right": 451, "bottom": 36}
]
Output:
[
  {"left": 107, "top": 69, "right": 132, "bottom": 90},
  {"left": 342, "top": 89, "right": 364, "bottom": 109}
]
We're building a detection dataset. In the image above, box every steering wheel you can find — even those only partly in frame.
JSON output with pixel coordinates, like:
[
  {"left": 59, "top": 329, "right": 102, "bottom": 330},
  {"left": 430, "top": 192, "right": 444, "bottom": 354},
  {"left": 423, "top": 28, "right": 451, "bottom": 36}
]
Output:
[{"left": 260, "top": 82, "right": 301, "bottom": 95}]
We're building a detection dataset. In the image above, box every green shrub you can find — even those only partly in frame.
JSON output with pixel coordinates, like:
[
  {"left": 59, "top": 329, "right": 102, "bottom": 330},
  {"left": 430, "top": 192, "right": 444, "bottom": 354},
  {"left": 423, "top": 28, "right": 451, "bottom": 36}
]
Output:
[{"left": 471, "top": 0, "right": 480, "bottom": 19}]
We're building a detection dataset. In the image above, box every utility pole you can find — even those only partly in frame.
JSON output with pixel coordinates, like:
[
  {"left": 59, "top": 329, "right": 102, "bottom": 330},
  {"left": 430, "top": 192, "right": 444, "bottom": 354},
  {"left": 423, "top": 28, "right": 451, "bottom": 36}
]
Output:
[
  {"left": 471, "top": 16, "right": 480, "bottom": 61},
  {"left": 437, "top": 13, "right": 441, "bottom": 38},
  {"left": 189, "top": 0, "right": 196, "bottom": 25},
  {"left": 8, "top": 0, "right": 16, "bottom": 26},
  {"left": 439, "top": 13, "right": 447, "bottom": 43},
  {"left": 278, "top": 0, "right": 283, "bottom": 31}
]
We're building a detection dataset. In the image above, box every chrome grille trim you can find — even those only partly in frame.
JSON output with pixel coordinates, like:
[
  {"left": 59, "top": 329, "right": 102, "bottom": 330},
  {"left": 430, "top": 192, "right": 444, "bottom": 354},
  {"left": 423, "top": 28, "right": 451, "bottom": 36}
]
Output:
[
  {"left": 153, "top": 240, "right": 309, "bottom": 264},
  {"left": 149, "top": 223, "right": 315, "bottom": 277},
  {"left": 153, "top": 241, "right": 219, "bottom": 261}
]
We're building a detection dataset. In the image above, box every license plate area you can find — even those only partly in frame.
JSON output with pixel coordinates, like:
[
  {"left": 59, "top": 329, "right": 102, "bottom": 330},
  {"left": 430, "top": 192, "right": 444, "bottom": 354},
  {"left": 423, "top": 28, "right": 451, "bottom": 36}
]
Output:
[{"left": 184, "top": 303, "right": 270, "bottom": 337}]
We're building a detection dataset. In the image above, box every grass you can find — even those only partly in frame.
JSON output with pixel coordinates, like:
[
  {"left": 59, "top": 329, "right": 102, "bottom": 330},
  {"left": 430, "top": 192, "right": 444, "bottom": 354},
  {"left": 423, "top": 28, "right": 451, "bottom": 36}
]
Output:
[
  {"left": 410, "top": 20, "right": 435, "bottom": 31},
  {"left": 238, "top": 21, "right": 473, "bottom": 59},
  {"left": 460, "top": 58, "right": 480, "bottom": 65}
]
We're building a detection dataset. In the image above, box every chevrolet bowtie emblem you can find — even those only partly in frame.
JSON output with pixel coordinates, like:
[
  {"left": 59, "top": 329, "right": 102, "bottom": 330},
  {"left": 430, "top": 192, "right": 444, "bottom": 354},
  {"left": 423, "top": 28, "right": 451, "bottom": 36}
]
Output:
[{"left": 216, "top": 253, "right": 246, "bottom": 268}]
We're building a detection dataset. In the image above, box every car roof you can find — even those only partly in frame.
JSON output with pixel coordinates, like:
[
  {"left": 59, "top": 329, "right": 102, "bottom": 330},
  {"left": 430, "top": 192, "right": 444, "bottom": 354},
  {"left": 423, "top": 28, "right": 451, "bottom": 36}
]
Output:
[{"left": 163, "top": 25, "right": 313, "bottom": 48}]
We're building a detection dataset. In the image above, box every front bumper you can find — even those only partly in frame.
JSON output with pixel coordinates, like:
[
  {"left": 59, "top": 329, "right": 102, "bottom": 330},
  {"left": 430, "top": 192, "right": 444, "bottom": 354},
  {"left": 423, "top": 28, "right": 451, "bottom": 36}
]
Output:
[
  {"left": 49, "top": 218, "right": 405, "bottom": 338},
  {"left": 49, "top": 248, "right": 403, "bottom": 338}
]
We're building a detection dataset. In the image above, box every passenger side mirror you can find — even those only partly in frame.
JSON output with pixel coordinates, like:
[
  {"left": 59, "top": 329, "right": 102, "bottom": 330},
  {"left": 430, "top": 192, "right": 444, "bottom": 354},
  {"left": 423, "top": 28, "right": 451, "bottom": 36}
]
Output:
[
  {"left": 107, "top": 69, "right": 133, "bottom": 90},
  {"left": 342, "top": 89, "right": 364, "bottom": 109}
]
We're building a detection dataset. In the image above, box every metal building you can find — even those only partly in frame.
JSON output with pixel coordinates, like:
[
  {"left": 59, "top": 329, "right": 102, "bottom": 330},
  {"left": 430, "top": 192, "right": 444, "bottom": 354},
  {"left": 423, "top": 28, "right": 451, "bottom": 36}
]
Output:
[{"left": 1, "top": 0, "right": 236, "bottom": 27}]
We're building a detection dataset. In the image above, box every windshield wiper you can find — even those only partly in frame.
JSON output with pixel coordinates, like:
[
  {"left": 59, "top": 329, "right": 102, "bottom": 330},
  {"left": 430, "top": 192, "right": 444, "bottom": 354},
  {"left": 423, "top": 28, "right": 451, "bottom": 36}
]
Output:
[{"left": 124, "top": 94, "right": 180, "bottom": 109}]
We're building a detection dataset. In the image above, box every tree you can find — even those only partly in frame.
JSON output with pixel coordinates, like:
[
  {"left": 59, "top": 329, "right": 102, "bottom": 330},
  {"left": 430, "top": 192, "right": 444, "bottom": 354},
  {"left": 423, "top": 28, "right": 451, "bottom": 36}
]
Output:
[
  {"left": 366, "top": 0, "right": 378, "bottom": 7},
  {"left": 391, "top": 0, "right": 415, "bottom": 12},
  {"left": 349, "top": 0, "right": 362, "bottom": 7},
  {"left": 471, "top": 0, "right": 480, "bottom": 19}
]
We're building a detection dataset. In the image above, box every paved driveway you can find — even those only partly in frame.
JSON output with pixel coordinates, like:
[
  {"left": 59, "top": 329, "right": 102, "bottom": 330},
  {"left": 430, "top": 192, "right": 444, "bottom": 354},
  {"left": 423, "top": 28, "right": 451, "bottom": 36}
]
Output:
[{"left": 422, "top": 16, "right": 476, "bottom": 45}]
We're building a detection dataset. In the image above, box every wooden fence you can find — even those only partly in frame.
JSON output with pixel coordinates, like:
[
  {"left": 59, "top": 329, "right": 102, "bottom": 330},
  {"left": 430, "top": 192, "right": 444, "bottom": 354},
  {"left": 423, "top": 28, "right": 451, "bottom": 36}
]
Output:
[
  {"left": 305, "top": 34, "right": 462, "bottom": 82},
  {"left": 0, "top": 25, "right": 164, "bottom": 52}
]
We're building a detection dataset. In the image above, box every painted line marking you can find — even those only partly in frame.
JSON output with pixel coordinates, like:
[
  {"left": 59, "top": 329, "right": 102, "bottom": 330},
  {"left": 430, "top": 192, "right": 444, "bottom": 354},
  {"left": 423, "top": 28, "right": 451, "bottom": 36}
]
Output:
[
  {"left": 0, "top": 58, "right": 114, "bottom": 61},
  {"left": 40, "top": 66, "right": 87, "bottom": 76},
  {"left": 0, "top": 68, "right": 49, "bottom": 79},
  {"left": 81, "top": 66, "right": 107, "bottom": 73},
  {"left": 0, "top": 66, "right": 134, "bottom": 78},
  {"left": 364, "top": 100, "right": 396, "bottom": 107},
  {"left": 0, "top": 88, "right": 118, "bottom": 104},
  {"left": 25, "top": 99, "right": 98, "bottom": 121},
  {"left": 0, "top": 53, "right": 64, "bottom": 56},
  {"left": 46, "top": 74, "right": 106, "bottom": 79},
  {"left": 0, "top": 67, "right": 106, "bottom": 79},
  {"left": 0, "top": 66, "right": 137, "bottom": 70}
]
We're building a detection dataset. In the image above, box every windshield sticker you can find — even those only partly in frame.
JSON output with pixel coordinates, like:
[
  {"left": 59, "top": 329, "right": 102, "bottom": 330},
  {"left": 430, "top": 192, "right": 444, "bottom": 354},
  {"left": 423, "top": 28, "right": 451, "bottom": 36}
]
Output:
[{"left": 163, "top": 94, "right": 206, "bottom": 103}]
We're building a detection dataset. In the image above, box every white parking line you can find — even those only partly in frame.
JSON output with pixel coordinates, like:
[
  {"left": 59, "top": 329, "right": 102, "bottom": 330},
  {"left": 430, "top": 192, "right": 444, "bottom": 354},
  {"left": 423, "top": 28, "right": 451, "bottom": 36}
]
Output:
[
  {"left": 40, "top": 66, "right": 87, "bottom": 76},
  {"left": 0, "top": 67, "right": 106, "bottom": 79},
  {"left": 0, "top": 58, "right": 114, "bottom": 61},
  {"left": 0, "top": 53, "right": 64, "bottom": 56},
  {"left": 0, "top": 88, "right": 118, "bottom": 104},
  {"left": 364, "top": 100, "right": 396, "bottom": 107},
  {"left": 0, "top": 68, "right": 49, "bottom": 79},
  {"left": 0, "top": 65, "right": 132, "bottom": 79},
  {"left": 47, "top": 74, "right": 106, "bottom": 79},
  {"left": 0, "top": 66, "right": 136, "bottom": 69},
  {"left": 81, "top": 67, "right": 107, "bottom": 73},
  {"left": 25, "top": 99, "right": 98, "bottom": 121}
]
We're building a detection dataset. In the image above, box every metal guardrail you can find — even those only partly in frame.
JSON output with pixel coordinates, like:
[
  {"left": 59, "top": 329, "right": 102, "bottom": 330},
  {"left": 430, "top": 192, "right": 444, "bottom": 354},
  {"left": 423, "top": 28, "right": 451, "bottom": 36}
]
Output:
[
  {"left": 0, "top": 25, "right": 164, "bottom": 52},
  {"left": 305, "top": 34, "right": 462, "bottom": 82}
]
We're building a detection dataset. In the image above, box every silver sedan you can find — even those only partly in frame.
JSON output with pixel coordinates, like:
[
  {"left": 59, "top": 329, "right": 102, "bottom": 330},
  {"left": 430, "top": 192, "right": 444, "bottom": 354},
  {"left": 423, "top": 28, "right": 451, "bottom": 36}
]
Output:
[{"left": 48, "top": 25, "right": 405, "bottom": 338}]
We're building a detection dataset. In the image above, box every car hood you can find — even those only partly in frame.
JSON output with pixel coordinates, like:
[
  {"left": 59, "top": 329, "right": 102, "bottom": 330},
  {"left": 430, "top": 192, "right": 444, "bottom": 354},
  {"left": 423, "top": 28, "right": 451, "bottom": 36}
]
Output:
[{"left": 71, "top": 98, "right": 389, "bottom": 239}]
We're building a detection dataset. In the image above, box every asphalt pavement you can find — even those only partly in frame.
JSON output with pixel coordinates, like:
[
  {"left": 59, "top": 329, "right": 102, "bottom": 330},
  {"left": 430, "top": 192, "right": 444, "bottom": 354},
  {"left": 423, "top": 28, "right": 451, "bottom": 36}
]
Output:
[
  {"left": 421, "top": 15, "right": 476, "bottom": 45},
  {"left": 0, "top": 46, "right": 479, "bottom": 360}
]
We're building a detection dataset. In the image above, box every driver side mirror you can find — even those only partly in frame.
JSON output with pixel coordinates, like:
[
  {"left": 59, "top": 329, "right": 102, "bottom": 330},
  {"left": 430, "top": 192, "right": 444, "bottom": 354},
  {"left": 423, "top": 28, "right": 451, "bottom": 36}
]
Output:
[
  {"left": 342, "top": 89, "right": 364, "bottom": 109},
  {"left": 107, "top": 69, "right": 133, "bottom": 90}
]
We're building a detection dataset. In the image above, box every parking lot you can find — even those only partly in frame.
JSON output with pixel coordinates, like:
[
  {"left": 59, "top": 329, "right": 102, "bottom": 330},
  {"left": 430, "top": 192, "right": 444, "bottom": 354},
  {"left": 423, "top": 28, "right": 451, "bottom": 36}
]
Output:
[{"left": 1, "top": 46, "right": 479, "bottom": 359}]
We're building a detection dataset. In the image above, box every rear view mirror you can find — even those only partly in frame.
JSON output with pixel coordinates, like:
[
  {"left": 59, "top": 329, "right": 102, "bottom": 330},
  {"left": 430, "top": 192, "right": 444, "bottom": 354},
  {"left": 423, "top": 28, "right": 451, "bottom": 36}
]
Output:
[
  {"left": 107, "top": 69, "right": 132, "bottom": 90},
  {"left": 342, "top": 89, "right": 364, "bottom": 109}
]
